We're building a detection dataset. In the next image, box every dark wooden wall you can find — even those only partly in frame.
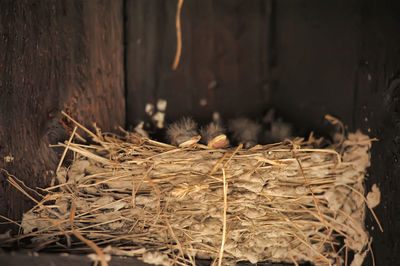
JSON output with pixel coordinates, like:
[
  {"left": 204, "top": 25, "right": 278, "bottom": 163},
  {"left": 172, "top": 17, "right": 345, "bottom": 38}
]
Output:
[
  {"left": 126, "top": 0, "right": 272, "bottom": 128},
  {"left": 352, "top": 2, "right": 400, "bottom": 265},
  {"left": 0, "top": 0, "right": 125, "bottom": 231}
]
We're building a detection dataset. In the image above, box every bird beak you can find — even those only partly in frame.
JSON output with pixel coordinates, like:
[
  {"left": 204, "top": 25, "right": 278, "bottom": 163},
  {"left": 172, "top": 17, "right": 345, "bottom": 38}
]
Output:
[
  {"left": 178, "top": 135, "right": 201, "bottom": 148},
  {"left": 208, "top": 134, "right": 229, "bottom": 149}
]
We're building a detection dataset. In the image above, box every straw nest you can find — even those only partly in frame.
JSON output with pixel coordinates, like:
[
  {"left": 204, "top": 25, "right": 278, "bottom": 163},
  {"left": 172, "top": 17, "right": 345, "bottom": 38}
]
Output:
[{"left": 4, "top": 116, "right": 381, "bottom": 266}]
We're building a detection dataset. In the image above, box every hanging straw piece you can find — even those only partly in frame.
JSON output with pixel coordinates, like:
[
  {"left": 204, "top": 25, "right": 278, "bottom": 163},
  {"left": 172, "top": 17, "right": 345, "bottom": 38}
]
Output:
[
  {"left": 2, "top": 114, "right": 381, "bottom": 266},
  {"left": 172, "top": 0, "right": 184, "bottom": 70}
]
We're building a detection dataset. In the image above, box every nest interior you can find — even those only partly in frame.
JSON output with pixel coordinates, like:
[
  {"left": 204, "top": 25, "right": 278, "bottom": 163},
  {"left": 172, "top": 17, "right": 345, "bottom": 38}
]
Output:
[{"left": 4, "top": 118, "right": 381, "bottom": 266}]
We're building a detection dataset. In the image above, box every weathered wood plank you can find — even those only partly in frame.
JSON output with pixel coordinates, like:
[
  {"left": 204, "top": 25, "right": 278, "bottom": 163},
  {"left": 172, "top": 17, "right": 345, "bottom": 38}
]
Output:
[
  {"left": 125, "top": 0, "right": 270, "bottom": 129},
  {"left": 353, "top": 2, "right": 400, "bottom": 265},
  {"left": 273, "top": 0, "right": 360, "bottom": 134},
  {"left": 0, "top": 0, "right": 124, "bottom": 232}
]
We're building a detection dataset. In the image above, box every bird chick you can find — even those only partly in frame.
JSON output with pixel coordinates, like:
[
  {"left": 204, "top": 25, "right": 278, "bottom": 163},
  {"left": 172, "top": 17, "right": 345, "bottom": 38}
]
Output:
[
  {"left": 166, "top": 117, "right": 201, "bottom": 147},
  {"left": 228, "top": 118, "right": 261, "bottom": 148},
  {"left": 200, "top": 122, "right": 229, "bottom": 149},
  {"left": 262, "top": 109, "right": 293, "bottom": 143},
  {"left": 264, "top": 120, "right": 293, "bottom": 143}
]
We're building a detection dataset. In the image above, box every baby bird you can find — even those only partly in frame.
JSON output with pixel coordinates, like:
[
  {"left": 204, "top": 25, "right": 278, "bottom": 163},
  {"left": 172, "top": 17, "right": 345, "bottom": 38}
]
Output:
[
  {"left": 200, "top": 122, "right": 229, "bottom": 149},
  {"left": 166, "top": 117, "right": 201, "bottom": 147},
  {"left": 262, "top": 109, "right": 293, "bottom": 143},
  {"left": 228, "top": 118, "right": 261, "bottom": 148}
]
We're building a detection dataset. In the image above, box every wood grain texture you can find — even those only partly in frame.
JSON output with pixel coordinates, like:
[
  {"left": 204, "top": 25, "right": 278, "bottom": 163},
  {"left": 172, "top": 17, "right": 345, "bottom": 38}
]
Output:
[
  {"left": 273, "top": 0, "right": 360, "bottom": 134},
  {"left": 352, "top": 2, "right": 400, "bottom": 265},
  {"left": 125, "top": 0, "right": 270, "bottom": 129},
  {"left": 0, "top": 0, "right": 124, "bottom": 232}
]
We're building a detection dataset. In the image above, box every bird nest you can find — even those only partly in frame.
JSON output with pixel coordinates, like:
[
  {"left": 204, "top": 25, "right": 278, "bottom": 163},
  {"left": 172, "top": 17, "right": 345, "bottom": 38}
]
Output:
[{"left": 4, "top": 115, "right": 381, "bottom": 266}]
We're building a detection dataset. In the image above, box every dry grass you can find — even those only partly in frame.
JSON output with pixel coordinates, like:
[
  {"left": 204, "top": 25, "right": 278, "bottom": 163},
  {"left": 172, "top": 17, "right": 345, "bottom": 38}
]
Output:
[{"left": 2, "top": 114, "right": 379, "bottom": 266}]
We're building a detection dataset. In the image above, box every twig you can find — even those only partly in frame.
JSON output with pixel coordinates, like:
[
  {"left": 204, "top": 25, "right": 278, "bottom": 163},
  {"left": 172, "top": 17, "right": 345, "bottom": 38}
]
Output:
[
  {"left": 368, "top": 238, "right": 375, "bottom": 266},
  {"left": 172, "top": 0, "right": 184, "bottom": 70},
  {"left": 0, "top": 214, "right": 21, "bottom": 227},
  {"left": 340, "top": 183, "right": 383, "bottom": 232},
  {"left": 222, "top": 144, "right": 242, "bottom": 169},
  {"left": 165, "top": 220, "right": 193, "bottom": 265},
  {"left": 288, "top": 252, "right": 299, "bottom": 266},
  {"left": 69, "top": 202, "right": 108, "bottom": 266},
  {"left": 217, "top": 168, "right": 228, "bottom": 266},
  {"left": 61, "top": 111, "right": 99, "bottom": 142},
  {"left": 56, "top": 126, "right": 77, "bottom": 173}
]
